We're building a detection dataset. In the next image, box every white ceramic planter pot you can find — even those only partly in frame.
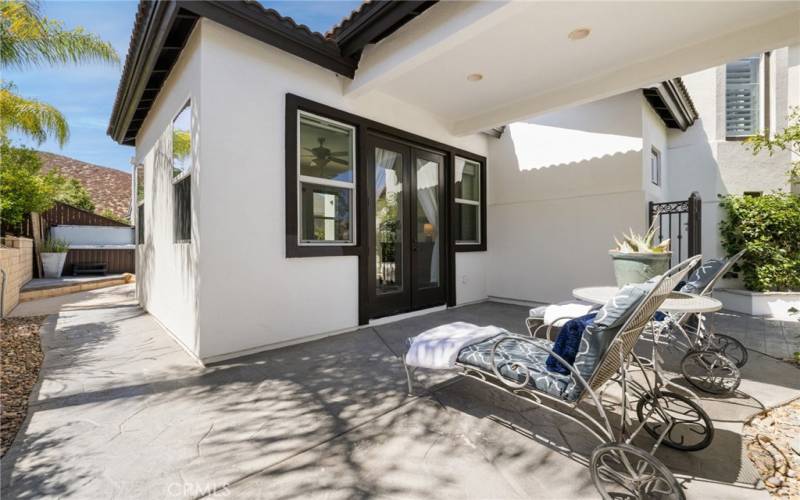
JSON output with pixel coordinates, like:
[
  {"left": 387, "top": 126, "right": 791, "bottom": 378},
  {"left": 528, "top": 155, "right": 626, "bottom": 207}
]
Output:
[
  {"left": 42, "top": 252, "right": 67, "bottom": 278},
  {"left": 609, "top": 251, "right": 672, "bottom": 286}
]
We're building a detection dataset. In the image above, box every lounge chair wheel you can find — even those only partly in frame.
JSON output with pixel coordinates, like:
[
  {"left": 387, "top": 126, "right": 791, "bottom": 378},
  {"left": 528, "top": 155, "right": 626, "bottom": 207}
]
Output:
[
  {"left": 591, "top": 442, "right": 685, "bottom": 500},
  {"left": 636, "top": 391, "right": 714, "bottom": 451},
  {"left": 705, "top": 334, "right": 748, "bottom": 368},
  {"left": 680, "top": 350, "right": 741, "bottom": 394}
]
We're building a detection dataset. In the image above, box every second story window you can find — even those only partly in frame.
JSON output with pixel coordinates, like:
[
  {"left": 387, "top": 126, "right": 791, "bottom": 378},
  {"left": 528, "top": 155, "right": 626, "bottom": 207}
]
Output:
[
  {"left": 650, "top": 147, "right": 661, "bottom": 186},
  {"left": 725, "top": 54, "right": 764, "bottom": 138}
]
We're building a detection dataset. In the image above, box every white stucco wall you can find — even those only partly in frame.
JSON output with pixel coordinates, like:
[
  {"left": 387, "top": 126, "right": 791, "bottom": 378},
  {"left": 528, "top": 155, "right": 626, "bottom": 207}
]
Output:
[
  {"left": 133, "top": 19, "right": 798, "bottom": 361},
  {"left": 134, "top": 25, "right": 202, "bottom": 357},
  {"left": 486, "top": 92, "right": 648, "bottom": 304},
  {"left": 192, "top": 20, "right": 488, "bottom": 360},
  {"left": 642, "top": 97, "right": 669, "bottom": 204}
]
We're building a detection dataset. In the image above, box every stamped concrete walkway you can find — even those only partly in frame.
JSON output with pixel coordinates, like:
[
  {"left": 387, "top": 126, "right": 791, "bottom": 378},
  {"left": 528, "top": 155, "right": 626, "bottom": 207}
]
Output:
[{"left": 2, "top": 285, "right": 799, "bottom": 499}]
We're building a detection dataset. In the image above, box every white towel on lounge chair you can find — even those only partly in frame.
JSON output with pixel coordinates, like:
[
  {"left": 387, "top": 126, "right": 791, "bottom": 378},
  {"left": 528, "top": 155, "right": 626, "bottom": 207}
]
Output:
[
  {"left": 529, "top": 300, "right": 597, "bottom": 327},
  {"left": 405, "top": 322, "right": 506, "bottom": 369}
]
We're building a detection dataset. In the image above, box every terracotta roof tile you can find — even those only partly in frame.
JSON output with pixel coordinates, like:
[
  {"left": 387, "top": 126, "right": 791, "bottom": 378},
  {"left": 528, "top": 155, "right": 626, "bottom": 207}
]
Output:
[
  {"left": 38, "top": 152, "right": 131, "bottom": 220},
  {"left": 241, "top": 0, "right": 337, "bottom": 45},
  {"left": 326, "top": 0, "right": 372, "bottom": 39},
  {"left": 107, "top": 0, "right": 154, "bottom": 139}
]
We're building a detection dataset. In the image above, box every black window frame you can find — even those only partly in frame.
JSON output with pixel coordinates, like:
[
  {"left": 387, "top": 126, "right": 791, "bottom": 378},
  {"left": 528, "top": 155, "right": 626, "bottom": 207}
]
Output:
[
  {"left": 137, "top": 202, "right": 145, "bottom": 245},
  {"left": 453, "top": 155, "right": 487, "bottom": 252},
  {"left": 173, "top": 175, "right": 191, "bottom": 242},
  {"left": 171, "top": 99, "right": 192, "bottom": 243},
  {"left": 134, "top": 162, "right": 145, "bottom": 245},
  {"left": 286, "top": 95, "right": 364, "bottom": 258},
  {"left": 285, "top": 93, "right": 487, "bottom": 320}
]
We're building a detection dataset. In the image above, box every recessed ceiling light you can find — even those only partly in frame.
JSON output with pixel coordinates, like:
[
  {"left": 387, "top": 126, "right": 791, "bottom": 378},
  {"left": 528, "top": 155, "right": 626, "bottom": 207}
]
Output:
[
  {"left": 467, "top": 73, "right": 483, "bottom": 82},
  {"left": 568, "top": 28, "right": 591, "bottom": 41}
]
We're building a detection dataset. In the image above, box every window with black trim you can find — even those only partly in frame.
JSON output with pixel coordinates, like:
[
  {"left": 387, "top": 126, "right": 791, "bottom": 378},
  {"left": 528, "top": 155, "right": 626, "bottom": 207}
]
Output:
[
  {"left": 137, "top": 203, "right": 145, "bottom": 244},
  {"left": 172, "top": 101, "right": 192, "bottom": 242},
  {"left": 297, "top": 111, "right": 356, "bottom": 245},
  {"left": 135, "top": 163, "right": 145, "bottom": 244},
  {"left": 454, "top": 156, "right": 482, "bottom": 246}
]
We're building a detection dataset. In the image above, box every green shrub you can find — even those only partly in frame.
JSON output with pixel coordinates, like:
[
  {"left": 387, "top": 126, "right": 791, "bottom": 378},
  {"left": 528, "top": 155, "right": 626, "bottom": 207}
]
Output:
[
  {"left": 99, "top": 209, "right": 129, "bottom": 225},
  {"left": 719, "top": 193, "right": 800, "bottom": 292},
  {"left": 41, "top": 237, "right": 69, "bottom": 253},
  {"left": 0, "top": 141, "right": 58, "bottom": 224},
  {"left": 0, "top": 141, "right": 95, "bottom": 225},
  {"left": 54, "top": 176, "right": 94, "bottom": 212}
]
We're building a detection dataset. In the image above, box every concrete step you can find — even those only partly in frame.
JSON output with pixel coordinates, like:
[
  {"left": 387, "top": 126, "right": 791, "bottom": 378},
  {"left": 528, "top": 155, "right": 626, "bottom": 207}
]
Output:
[{"left": 19, "top": 273, "right": 135, "bottom": 302}]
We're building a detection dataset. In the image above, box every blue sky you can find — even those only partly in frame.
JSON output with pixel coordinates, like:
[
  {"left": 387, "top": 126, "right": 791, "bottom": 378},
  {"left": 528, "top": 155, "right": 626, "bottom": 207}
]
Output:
[{"left": 6, "top": 0, "right": 361, "bottom": 173}]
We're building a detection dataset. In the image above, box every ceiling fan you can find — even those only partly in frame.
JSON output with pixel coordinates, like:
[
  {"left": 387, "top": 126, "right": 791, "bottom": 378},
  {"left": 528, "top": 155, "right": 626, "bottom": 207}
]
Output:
[{"left": 301, "top": 137, "right": 349, "bottom": 176}]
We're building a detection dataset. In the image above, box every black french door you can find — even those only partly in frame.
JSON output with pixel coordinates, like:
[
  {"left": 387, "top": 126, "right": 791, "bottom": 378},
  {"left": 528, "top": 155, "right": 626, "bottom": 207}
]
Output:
[{"left": 366, "top": 134, "right": 447, "bottom": 319}]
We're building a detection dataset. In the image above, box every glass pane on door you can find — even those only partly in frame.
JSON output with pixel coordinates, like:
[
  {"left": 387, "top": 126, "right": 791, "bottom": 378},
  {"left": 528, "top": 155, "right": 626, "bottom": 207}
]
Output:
[
  {"left": 415, "top": 157, "right": 439, "bottom": 287},
  {"left": 375, "top": 147, "right": 403, "bottom": 294}
]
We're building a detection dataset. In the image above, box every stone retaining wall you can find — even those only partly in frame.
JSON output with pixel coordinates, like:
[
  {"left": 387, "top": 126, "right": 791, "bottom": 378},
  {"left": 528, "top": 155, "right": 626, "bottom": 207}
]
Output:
[{"left": 1, "top": 237, "right": 34, "bottom": 316}]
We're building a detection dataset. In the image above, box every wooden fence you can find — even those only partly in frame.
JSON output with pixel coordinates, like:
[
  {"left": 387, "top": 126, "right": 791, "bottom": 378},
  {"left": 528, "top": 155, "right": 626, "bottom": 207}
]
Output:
[
  {"left": 1, "top": 201, "right": 129, "bottom": 238},
  {"left": 1, "top": 202, "right": 134, "bottom": 277},
  {"left": 64, "top": 249, "right": 135, "bottom": 275}
]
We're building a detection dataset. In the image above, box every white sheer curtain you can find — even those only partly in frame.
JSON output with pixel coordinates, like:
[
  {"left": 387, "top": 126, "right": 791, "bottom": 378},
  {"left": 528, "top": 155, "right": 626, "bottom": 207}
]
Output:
[
  {"left": 454, "top": 157, "right": 466, "bottom": 186},
  {"left": 375, "top": 148, "right": 400, "bottom": 199},
  {"left": 416, "top": 161, "right": 439, "bottom": 284}
]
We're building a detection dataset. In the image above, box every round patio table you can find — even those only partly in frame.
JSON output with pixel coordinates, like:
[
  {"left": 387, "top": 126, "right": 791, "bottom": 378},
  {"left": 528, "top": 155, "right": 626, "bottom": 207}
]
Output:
[{"left": 572, "top": 286, "right": 722, "bottom": 313}]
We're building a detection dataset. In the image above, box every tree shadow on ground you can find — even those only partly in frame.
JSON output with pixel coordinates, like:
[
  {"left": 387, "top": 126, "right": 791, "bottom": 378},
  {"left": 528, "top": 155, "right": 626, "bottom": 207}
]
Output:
[{"left": 1, "top": 299, "right": 789, "bottom": 499}]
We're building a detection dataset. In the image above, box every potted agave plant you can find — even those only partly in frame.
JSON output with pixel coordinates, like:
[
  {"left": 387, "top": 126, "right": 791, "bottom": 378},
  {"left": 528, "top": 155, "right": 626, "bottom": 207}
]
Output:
[
  {"left": 609, "top": 220, "right": 671, "bottom": 286},
  {"left": 41, "top": 238, "right": 70, "bottom": 278}
]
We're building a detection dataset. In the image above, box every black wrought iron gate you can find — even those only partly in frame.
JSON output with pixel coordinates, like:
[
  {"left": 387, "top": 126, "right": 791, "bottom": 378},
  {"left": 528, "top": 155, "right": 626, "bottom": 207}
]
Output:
[{"left": 648, "top": 192, "right": 702, "bottom": 267}]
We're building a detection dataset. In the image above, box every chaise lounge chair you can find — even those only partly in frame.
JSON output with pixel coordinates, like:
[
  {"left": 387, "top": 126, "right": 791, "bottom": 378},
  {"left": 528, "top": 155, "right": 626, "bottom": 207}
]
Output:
[
  {"left": 404, "top": 255, "right": 705, "bottom": 500},
  {"left": 653, "top": 249, "right": 748, "bottom": 394}
]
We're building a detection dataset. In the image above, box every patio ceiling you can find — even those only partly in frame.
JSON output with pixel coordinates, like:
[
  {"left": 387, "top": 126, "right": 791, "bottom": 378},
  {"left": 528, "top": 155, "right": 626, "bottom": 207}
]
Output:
[{"left": 346, "top": 1, "right": 800, "bottom": 135}]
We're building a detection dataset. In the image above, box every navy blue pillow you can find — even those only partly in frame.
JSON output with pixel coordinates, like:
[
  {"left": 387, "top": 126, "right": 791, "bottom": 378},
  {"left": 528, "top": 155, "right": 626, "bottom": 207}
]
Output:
[{"left": 546, "top": 313, "right": 596, "bottom": 375}]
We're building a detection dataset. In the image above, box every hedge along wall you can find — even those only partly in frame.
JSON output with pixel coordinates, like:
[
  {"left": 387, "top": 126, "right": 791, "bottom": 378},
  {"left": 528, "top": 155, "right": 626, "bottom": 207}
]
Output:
[{"left": 720, "top": 193, "right": 800, "bottom": 292}]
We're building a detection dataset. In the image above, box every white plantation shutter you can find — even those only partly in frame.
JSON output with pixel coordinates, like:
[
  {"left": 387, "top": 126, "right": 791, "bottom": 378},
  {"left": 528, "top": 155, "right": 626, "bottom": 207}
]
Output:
[{"left": 726, "top": 56, "right": 760, "bottom": 137}]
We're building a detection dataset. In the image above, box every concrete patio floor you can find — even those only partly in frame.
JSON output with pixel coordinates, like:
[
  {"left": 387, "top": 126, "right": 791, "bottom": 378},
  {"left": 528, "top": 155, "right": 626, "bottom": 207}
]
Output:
[{"left": 2, "top": 284, "right": 799, "bottom": 499}]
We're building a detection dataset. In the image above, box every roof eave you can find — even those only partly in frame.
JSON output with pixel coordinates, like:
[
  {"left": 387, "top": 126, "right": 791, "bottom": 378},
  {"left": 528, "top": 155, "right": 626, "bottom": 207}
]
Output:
[
  {"left": 331, "top": 1, "right": 435, "bottom": 58},
  {"left": 108, "top": 1, "right": 360, "bottom": 147},
  {"left": 107, "top": 1, "right": 179, "bottom": 145},
  {"left": 642, "top": 77, "right": 699, "bottom": 131},
  {"left": 186, "top": 1, "right": 355, "bottom": 76}
]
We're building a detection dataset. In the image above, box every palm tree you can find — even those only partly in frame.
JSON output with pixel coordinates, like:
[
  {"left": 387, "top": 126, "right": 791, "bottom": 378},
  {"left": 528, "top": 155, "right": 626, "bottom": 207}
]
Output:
[
  {"left": 0, "top": 82, "right": 69, "bottom": 144},
  {"left": 0, "top": 0, "right": 119, "bottom": 146}
]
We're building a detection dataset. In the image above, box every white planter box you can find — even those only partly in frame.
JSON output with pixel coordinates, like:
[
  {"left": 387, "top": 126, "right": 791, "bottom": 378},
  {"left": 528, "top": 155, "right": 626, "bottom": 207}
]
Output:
[
  {"left": 714, "top": 288, "right": 800, "bottom": 321},
  {"left": 41, "top": 252, "right": 67, "bottom": 278}
]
